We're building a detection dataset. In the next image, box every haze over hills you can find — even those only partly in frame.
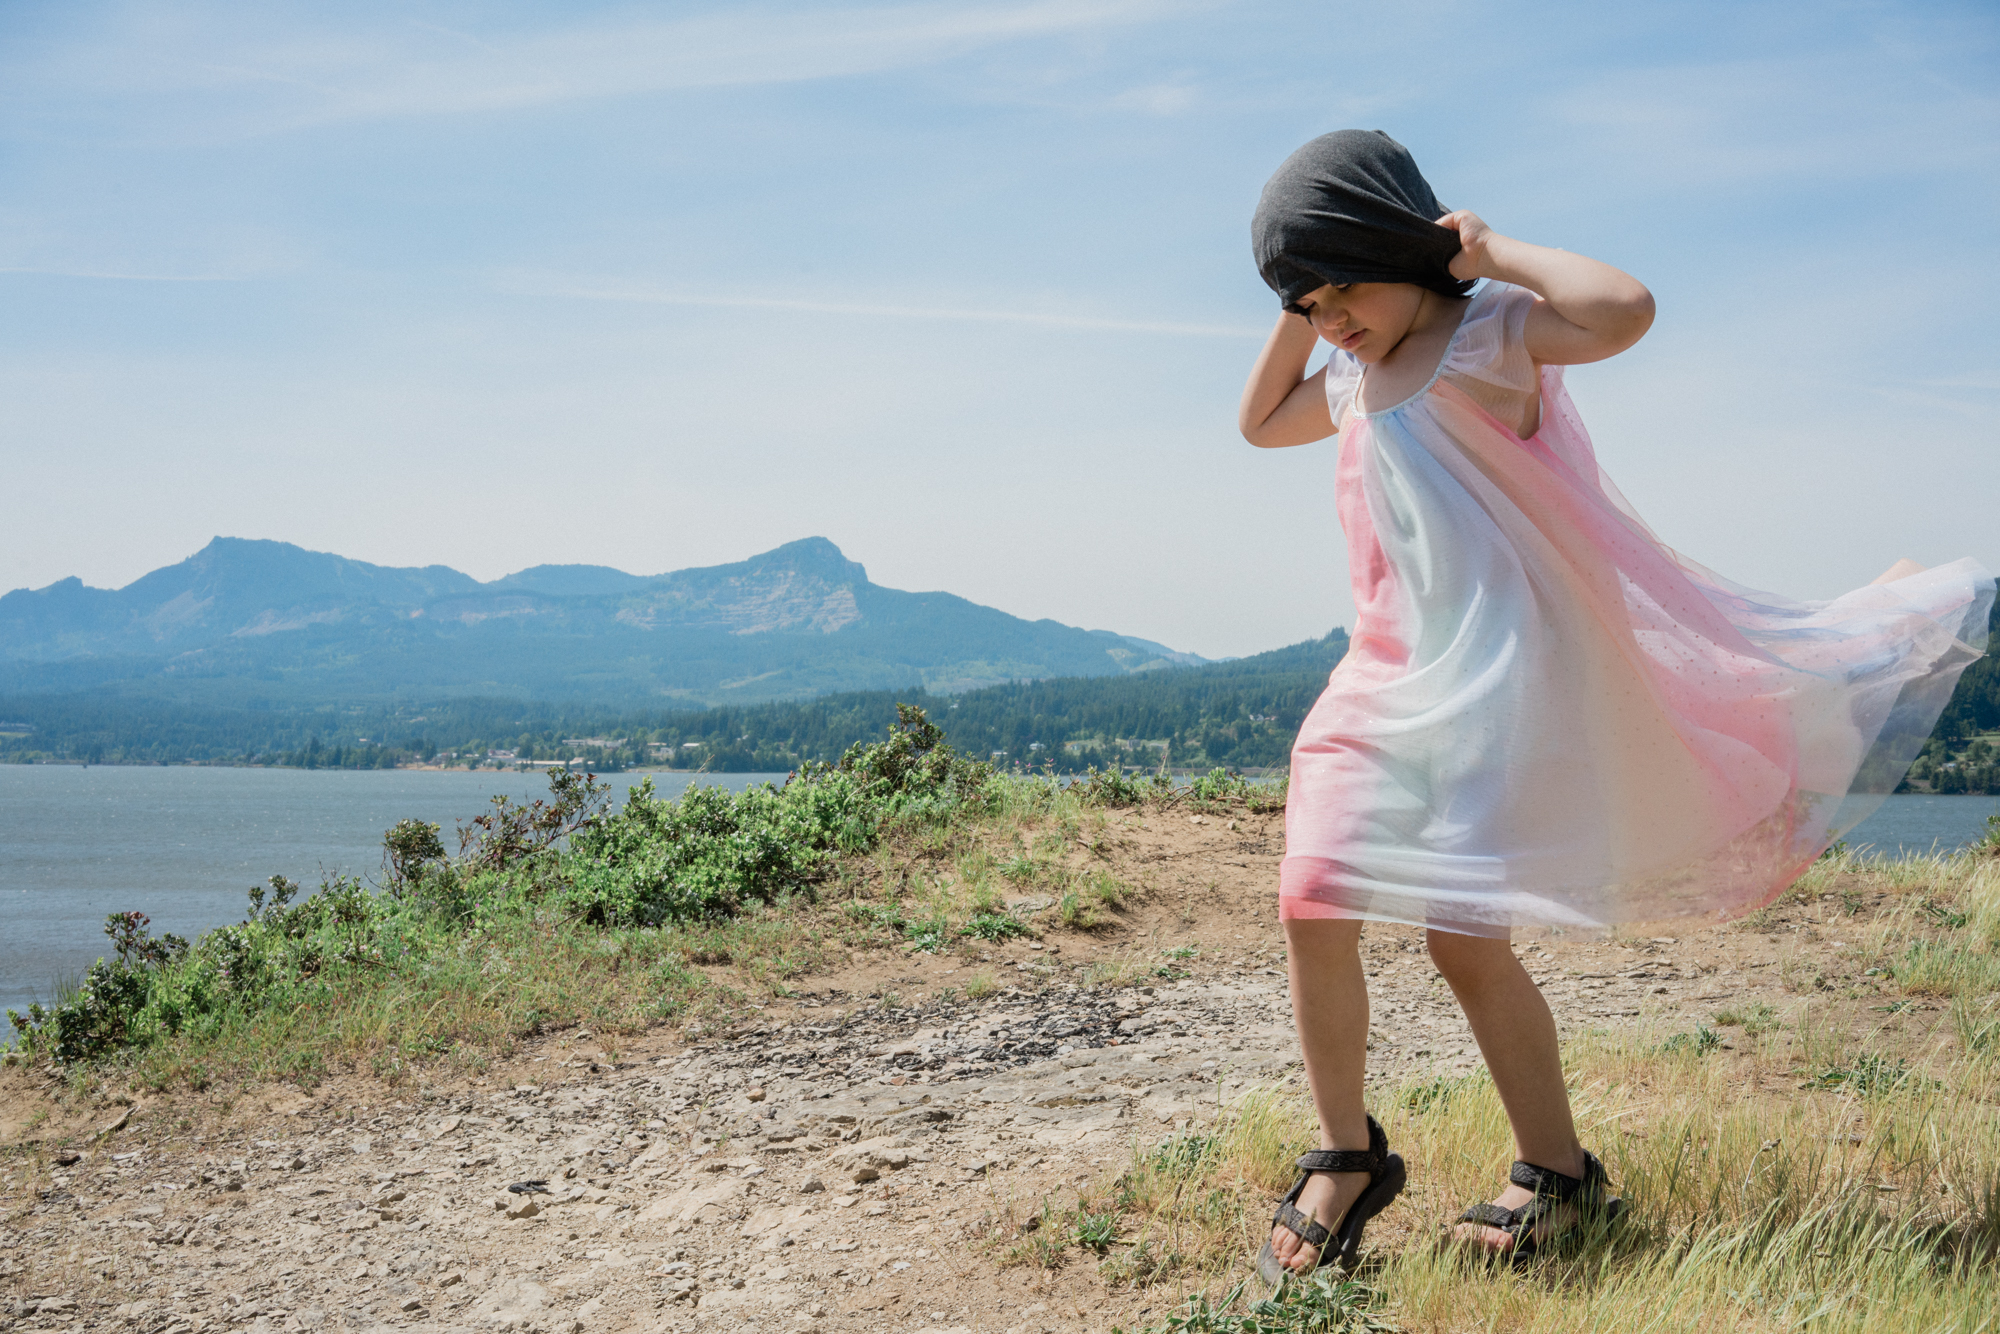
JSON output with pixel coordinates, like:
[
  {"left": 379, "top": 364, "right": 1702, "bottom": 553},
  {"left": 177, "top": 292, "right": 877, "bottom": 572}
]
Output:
[{"left": 0, "top": 537, "right": 1203, "bottom": 707}]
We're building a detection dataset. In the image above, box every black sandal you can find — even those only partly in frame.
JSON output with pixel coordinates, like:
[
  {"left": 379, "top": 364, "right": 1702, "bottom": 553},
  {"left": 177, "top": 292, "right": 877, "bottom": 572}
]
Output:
[
  {"left": 1454, "top": 1150, "right": 1623, "bottom": 1263},
  {"left": 1254, "top": 1113, "right": 1407, "bottom": 1285}
]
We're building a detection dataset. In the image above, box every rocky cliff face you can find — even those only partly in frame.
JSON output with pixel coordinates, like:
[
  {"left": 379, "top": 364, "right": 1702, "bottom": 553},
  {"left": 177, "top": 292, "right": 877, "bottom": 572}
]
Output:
[{"left": 609, "top": 540, "right": 866, "bottom": 636}]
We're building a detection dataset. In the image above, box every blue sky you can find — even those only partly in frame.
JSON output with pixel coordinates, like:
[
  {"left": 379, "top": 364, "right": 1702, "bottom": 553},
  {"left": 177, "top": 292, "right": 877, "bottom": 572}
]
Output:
[{"left": 3, "top": 0, "right": 1995, "bottom": 659}]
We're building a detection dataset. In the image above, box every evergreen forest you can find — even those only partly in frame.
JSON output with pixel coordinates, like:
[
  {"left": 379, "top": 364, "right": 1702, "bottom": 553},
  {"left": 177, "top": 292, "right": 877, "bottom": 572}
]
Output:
[{"left": 0, "top": 631, "right": 1350, "bottom": 776}]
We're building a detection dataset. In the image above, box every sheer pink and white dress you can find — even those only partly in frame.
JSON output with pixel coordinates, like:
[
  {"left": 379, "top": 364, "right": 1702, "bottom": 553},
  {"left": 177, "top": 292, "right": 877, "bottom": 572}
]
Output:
[{"left": 1280, "top": 281, "right": 1994, "bottom": 935}]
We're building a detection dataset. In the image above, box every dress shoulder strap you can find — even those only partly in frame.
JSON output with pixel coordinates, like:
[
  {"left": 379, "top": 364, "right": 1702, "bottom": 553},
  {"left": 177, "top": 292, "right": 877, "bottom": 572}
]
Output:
[
  {"left": 1441, "top": 282, "right": 1541, "bottom": 436},
  {"left": 1443, "top": 282, "right": 1536, "bottom": 392}
]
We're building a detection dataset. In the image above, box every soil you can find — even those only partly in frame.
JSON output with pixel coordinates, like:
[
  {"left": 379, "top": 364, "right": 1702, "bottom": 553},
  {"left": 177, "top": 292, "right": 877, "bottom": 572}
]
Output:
[{"left": 0, "top": 810, "right": 1948, "bottom": 1334}]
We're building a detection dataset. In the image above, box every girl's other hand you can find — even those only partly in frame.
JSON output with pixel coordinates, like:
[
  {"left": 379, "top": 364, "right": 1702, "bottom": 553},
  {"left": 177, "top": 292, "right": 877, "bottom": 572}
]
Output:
[{"left": 1438, "top": 210, "right": 1495, "bottom": 281}]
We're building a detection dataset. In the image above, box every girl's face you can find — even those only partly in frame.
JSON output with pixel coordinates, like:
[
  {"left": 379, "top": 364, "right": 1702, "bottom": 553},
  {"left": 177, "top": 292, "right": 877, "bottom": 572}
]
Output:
[{"left": 1294, "top": 282, "right": 1426, "bottom": 363}]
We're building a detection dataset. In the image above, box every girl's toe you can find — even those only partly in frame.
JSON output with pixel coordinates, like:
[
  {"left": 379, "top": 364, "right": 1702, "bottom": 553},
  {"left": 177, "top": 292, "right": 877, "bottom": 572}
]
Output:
[{"left": 1450, "top": 1221, "right": 1512, "bottom": 1252}]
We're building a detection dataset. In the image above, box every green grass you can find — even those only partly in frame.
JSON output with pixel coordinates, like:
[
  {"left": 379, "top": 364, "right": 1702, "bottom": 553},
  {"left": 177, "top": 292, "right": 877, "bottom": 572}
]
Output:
[{"left": 5, "top": 705, "right": 1286, "bottom": 1093}]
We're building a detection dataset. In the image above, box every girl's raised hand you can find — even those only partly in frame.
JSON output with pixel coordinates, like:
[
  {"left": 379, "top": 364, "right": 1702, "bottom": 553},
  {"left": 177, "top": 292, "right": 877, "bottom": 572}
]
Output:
[
  {"left": 1435, "top": 211, "right": 1656, "bottom": 365},
  {"left": 1437, "top": 210, "right": 1495, "bottom": 281}
]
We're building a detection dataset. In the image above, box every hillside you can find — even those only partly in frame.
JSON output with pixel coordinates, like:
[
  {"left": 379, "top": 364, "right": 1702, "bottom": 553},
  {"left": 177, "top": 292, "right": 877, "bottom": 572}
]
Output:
[
  {"left": 0, "top": 630, "right": 1348, "bottom": 771},
  {"left": 0, "top": 537, "right": 1200, "bottom": 707},
  {"left": 639, "top": 628, "right": 1351, "bottom": 772}
]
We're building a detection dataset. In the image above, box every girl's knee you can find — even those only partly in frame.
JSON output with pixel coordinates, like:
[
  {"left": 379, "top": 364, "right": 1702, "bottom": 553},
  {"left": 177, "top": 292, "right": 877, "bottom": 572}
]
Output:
[
  {"left": 1425, "top": 927, "right": 1511, "bottom": 977},
  {"left": 1284, "top": 916, "right": 1362, "bottom": 956}
]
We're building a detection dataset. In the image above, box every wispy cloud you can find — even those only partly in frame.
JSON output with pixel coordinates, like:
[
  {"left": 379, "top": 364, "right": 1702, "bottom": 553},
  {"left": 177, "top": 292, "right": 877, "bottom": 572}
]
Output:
[
  {"left": 11, "top": 0, "right": 1191, "bottom": 135},
  {"left": 523, "top": 281, "right": 1264, "bottom": 339}
]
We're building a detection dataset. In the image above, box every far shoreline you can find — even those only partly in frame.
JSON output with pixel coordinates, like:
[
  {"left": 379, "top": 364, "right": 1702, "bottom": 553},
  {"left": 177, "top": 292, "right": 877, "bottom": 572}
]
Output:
[
  {"left": 0, "top": 759, "right": 739, "bottom": 774},
  {"left": 0, "top": 758, "right": 1288, "bottom": 779}
]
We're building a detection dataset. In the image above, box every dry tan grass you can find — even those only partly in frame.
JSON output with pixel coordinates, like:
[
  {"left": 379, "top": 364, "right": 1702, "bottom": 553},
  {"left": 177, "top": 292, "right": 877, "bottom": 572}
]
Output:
[{"left": 1080, "top": 855, "right": 2000, "bottom": 1333}]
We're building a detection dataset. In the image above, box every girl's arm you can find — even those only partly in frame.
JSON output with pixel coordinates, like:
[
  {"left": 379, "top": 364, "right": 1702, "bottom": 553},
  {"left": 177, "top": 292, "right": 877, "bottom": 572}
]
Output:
[
  {"left": 1239, "top": 313, "right": 1335, "bottom": 448},
  {"left": 1439, "top": 212, "right": 1655, "bottom": 366}
]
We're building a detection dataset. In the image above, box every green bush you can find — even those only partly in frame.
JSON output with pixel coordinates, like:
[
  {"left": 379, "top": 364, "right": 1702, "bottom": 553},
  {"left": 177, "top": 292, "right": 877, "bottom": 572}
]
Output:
[
  {"left": 1074, "top": 765, "right": 1161, "bottom": 807},
  {"left": 1183, "top": 766, "right": 1288, "bottom": 813},
  {"left": 383, "top": 818, "right": 447, "bottom": 890},
  {"left": 458, "top": 770, "right": 613, "bottom": 873},
  {"left": 558, "top": 704, "right": 992, "bottom": 927},
  {"left": 828, "top": 702, "right": 994, "bottom": 811},
  {"left": 7, "top": 955, "right": 152, "bottom": 1064},
  {"left": 561, "top": 780, "right": 843, "bottom": 926},
  {"left": 1189, "top": 767, "right": 1248, "bottom": 802}
]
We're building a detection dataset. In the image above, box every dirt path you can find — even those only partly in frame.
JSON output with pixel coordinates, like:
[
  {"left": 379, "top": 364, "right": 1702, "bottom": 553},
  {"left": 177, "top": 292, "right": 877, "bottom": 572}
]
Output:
[{"left": 0, "top": 813, "right": 1926, "bottom": 1334}]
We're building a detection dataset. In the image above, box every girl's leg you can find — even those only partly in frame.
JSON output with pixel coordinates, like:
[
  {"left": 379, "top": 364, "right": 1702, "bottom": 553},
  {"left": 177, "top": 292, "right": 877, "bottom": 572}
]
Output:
[
  {"left": 1269, "top": 917, "right": 1373, "bottom": 1272},
  {"left": 1424, "top": 928, "right": 1584, "bottom": 1251}
]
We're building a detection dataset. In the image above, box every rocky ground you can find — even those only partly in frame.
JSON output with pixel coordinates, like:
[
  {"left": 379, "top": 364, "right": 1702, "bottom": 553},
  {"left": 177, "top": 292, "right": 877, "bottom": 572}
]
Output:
[{"left": 0, "top": 811, "right": 1912, "bottom": 1334}]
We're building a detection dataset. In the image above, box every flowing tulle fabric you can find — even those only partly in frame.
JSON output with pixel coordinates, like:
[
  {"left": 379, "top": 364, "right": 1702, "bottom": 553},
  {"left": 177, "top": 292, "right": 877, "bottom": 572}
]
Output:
[{"left": 1280, "top": 282, "right": 1995, "bottom": 935}]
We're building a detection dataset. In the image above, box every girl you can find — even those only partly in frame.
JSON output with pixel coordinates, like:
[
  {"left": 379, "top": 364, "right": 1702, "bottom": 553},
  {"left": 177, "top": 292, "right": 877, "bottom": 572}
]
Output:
[{"left": 1237, "top": 130, "right": 1994, "bottom": 1278}]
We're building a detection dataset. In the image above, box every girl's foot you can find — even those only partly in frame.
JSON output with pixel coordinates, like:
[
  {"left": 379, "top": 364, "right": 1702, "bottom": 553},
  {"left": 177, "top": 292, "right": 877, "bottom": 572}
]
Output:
[
  {"left": 1449, "top": 1152, "right": 1620, "bottom": 1260},
  {"left": 1449, "top": 1178, "right": 1574, "bottom": 1253},
  {"left": 1268, "top": 1166, "right": 1371, "bottom": 1272},
  {"left": 1260, "top": 1117, "right": 1407, "bottom": 1282}
]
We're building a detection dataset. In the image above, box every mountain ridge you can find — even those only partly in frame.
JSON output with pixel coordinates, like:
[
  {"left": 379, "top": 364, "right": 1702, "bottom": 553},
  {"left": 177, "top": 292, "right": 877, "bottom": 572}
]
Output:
[{"left": 0, "top": 537, "right": 1204, "bottom": 707}]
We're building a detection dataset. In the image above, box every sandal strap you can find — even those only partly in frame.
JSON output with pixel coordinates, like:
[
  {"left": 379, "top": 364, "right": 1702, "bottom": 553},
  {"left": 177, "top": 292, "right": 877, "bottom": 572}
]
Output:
[
  {"left": 1293, "top": 1113, "right": 1389, "bottom": 1175},
  {"left": 1459, "top": 1151, "right": 1615, "bottom": 1253},
  {"left": 1456, "top": 1201, "right": 1520, "bottom": 1231},
  {"left": 1271, "top": 1200, "right": 1330, "bottom": 1250},
  {"left": 1509, "top": 1153, "right": 1600, "bottom": 1202}
]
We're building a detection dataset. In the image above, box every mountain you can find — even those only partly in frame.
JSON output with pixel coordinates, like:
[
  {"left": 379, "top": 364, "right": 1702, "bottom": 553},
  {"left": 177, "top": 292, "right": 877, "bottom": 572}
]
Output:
[
  {"left": 0, "top": 537, "right": 1205, "bottom": 707},
  {"left": 486, "top": 565, "right": 657, "bottom": 598}
]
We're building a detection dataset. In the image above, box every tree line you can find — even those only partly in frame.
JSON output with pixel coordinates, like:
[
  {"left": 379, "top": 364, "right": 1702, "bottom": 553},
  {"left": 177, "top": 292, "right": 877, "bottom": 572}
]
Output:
[
  {"left": 0, "top": 631, "right": 1349, "bottom": 774},
  {"left": 1, "top": 611, "right": 1995, "bottom": 790}
]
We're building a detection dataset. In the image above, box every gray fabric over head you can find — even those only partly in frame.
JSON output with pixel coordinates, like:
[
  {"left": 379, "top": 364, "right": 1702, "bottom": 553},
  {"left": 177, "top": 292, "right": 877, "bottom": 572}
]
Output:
[{"left": 1252, "top": 130, "right": 1473, "bottom": 311}]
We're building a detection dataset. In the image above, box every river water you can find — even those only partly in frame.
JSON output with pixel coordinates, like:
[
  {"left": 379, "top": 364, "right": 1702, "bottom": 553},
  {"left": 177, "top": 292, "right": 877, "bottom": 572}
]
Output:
[{"left": 1, "top": 768, "right": 1994, "bottom": 1034}]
